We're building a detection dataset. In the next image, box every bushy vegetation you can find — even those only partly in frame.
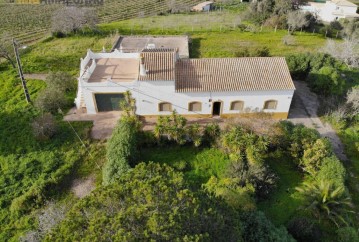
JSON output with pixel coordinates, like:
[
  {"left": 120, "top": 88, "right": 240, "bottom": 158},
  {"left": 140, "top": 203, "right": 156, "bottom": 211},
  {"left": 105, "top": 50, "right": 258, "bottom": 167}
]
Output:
[
  {"left": 102, "top": 117, "right": 139, "bottom": 185},
  {"left": 154, "top": 110, "right": 219, "bottom": 147},
  {"left": 46, "top": 162, "right": 244, "bottom": 241},
  {"left": 1, "top": 3, "right": 358, "bottom": 240},
  {"left": 35, "top": 72, "right": 76, "bottom": 113},
  {"left": 0, "top": 55, "right": 92, "bottom": 241},
  {"left": 285, "top": 52, "right": 347, "bottom": 96}
]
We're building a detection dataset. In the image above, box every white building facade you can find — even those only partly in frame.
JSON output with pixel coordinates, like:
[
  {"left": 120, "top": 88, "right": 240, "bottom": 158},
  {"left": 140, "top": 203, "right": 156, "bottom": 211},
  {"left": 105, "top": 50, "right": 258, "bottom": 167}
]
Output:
[
  {"left": 76, "top": 47, "right": 295, "bottom": 119},
  {"left": 301, "top": 0, "right": 359, "bottom": 22}
]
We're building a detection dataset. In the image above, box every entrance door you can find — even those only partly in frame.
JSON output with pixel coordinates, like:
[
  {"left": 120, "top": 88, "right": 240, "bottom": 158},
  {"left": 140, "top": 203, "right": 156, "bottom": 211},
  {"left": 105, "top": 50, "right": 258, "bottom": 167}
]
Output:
[
  {"left": 95, "top": 93, "right": 125, "bottom": 112},
  {"left": 212, "top": 101, "right": 221, "bottom": 116}
]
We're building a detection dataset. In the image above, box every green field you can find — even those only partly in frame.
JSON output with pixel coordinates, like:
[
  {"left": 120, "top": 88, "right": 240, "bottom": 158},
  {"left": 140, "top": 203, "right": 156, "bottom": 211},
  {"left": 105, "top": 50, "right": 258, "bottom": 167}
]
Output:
[
  {"left": 0, "top": 0, "right": 202, "bottom": 44},
  {"left": 15, "top": 14, "right": 328, "bottom": 77}
]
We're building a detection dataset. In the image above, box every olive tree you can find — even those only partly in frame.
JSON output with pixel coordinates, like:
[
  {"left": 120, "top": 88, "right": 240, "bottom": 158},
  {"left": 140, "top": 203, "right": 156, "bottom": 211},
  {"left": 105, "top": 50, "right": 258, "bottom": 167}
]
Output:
[
  {"left": 51, "top": 7, "right": 98, "bottom": 35},
  {"left": 0, "top": 32, "right": 16, "bottom": 68},
  {"left": 287, "top": 11, "right": 310, "bottom": 32},
  {"left": 323, "top": 38, "right": 359, "bottom": 69},
  {"left": 346, "top": 87, "right": 359, "bottom": 116}
]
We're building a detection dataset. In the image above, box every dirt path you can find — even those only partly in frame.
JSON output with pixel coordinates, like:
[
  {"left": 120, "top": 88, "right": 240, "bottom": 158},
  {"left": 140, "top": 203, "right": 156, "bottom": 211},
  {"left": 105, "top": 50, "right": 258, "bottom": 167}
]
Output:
[
  {"left": 64, "top": 108, "right": 121, "bottom": 139},
  {"left": 24, "top": 73, "right": 48, "bottom": 80},
  {"left": 71, "top": 175, "right": 96, "bottom": 198},
  {"left": 288, "top": 81, "right": 348, "bottom": 161}
]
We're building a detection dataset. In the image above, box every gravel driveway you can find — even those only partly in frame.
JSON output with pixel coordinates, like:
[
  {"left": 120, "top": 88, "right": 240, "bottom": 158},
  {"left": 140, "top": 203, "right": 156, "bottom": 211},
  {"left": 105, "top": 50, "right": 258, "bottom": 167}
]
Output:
[{"left": 288, "top": 81, "right": 348, "bottom": 161}]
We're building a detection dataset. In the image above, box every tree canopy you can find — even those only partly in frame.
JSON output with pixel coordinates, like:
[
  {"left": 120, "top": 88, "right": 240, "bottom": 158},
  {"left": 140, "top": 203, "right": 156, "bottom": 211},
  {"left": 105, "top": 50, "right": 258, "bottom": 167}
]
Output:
[{"left": 46, "top": 162, "right": 243, "bottom": 241}]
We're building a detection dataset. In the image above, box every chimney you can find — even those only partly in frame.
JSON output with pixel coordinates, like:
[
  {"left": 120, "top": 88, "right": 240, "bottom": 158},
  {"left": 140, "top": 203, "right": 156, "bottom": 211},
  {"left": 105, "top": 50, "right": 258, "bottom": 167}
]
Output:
[
  {"left": 175, "top": 48, "right": 179, "bottom": 61},
  {"left": 140, "top": 54, "right": 147, "bottom": 76}
]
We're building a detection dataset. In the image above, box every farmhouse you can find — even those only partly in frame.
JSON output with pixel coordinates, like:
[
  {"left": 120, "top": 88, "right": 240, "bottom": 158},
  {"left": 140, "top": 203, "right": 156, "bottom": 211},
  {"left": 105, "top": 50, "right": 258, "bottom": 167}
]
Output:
[
  {"left": 75, "top": 37, "right": 295, "bottom": 119},
  {"left": 300, "top": 0, "right": 359, "bottom": 22}
]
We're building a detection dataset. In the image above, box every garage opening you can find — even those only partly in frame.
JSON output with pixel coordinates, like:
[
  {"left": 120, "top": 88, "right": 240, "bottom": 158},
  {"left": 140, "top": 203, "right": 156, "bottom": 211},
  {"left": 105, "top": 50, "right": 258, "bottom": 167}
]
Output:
[{"left": 95, "top": 93, "right": 125, "bottom": 112}]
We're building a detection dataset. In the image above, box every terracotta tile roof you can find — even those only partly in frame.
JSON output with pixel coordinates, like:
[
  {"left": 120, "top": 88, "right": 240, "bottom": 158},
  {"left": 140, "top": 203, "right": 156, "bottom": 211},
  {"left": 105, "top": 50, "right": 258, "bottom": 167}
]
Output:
[
  {"left": 175, "top": 57, "right": 295, "bottom": 92},
  {"left": 138, "top": 51, "right": 176, "bottom": 81},
  {"left": 142, "top": 48, "right": 175, "bottom": 53}
]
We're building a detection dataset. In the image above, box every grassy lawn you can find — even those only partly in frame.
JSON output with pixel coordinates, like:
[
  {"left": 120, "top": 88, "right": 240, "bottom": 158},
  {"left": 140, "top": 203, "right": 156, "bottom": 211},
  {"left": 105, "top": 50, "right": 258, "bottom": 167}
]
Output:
[
  {"left": 139, "top": 146, "right": 231, "bottom": 187},
  {"left": 99, "top": 13, "right": 327, "bottom": 57},
  {"left": 258, "top": 153, "right": 305, "bottom": 226},
  {"left": 20, "top": 35, "right": 117, "bottom": 74},
  {"left": 140, "top": 145, "right": 311, "bottom": 227},
  {"left": 12, "top": 12, "right": 327, "bottom": 77}
]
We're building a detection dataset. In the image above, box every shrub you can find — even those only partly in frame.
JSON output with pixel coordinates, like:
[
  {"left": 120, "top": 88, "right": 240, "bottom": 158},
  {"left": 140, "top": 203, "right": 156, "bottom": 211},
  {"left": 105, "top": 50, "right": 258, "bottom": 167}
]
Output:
[
  {"left": 309, "top": 53, "right": 337, "bottom": 72},
  {"left": 301, "top": 138, "right": 333, "bottom": 175},
  {"left": 32, "top": 113, "right": 57, "bottom": 140},
  {"left": 154, "top": 111, "right": 187, "bottom": 145},
  {"left": 317, "top": 156, "right": 346, "bottom": 189},
  {"left": 286, "top": 124, "right": 320, "bottom": 164},
  {"left": 235, "top": 47, "right": 270, "bottom": 57},
  {"left": 226, "top": 160, "right": 277, "bottom": 200},
  {"left": 203, "top": 122, "right": 220, "bottom": 146},
  {"left": 204, "top": 176, "right": 256, "bottom": 211},
  {"left": 34, "top": 89, "right": 68, "bottom": 114},
  {"left": 186, "top": 123, "right": 202, "bottom": 147},
  {"left": 47, "top": 163, "right": 243, "bottom": 241},
  {"left": 137, "top": 130, "right": 157, "bottom": 148},
  {"left": 102, "top": 118, "right": 139, "bottom": 185},
  {"left": 307, "top": 66, "right": 345, "bottom": 96},
  {"left": 172, "top": 160, "right": 188, "bottom": 171},
  {"left": 336, "top": 227, "right": 359, "bottom": 242},
  {"left": 253, "top": 46, "right": 270, "bottom": 57},
  {"left": 283, "top": 34, "right": 296, "bottom": 46},
  {"left": 241, "top": 211, "right": 295, "bottom": 242},
  {"left": 346, "top": 86, "right": 359, "bottom": 117},
  {"left": 287, "top": 217, "right": 322, "bottom": 242},
  {"left": 286, "top": 53, "right": 311, "bottom": 79},
  {"left": 45, "top": 72, "right": 76, "bottom": 93}
]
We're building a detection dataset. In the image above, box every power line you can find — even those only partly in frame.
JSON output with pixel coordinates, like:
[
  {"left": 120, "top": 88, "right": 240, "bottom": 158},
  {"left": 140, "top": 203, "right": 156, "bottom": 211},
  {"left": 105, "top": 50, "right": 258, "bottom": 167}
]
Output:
[{"left": 13, "top": 38, "right": 31, "bottom": 103}]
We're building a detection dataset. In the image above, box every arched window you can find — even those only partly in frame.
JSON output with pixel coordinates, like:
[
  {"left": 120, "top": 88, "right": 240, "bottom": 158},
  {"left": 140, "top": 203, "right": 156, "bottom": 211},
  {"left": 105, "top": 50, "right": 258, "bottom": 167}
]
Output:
[
  {"left": 230, "top": 101, "right": 244, "bottom": 111},
  {"left": 188, "top": 101, "right": 202, "bottom": 112},
  {"left": 264, "top": 100, "right": 278, "bottom": 110},
  {"left": 158, "top": 102, "right": 172, "bottom": 112}
]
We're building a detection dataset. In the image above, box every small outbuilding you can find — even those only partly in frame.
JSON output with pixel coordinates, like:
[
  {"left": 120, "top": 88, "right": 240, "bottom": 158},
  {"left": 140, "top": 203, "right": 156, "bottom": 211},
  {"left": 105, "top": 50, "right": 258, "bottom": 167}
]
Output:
[{"left": 191, "top": 1, "right": 214, "bottom": 12}]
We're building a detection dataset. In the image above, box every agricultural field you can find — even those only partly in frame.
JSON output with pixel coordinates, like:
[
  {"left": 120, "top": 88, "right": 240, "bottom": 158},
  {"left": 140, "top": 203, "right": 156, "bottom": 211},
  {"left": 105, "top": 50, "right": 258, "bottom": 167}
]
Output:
[{"left": 0, "top": 0, "right": 202, "bottom": 44}]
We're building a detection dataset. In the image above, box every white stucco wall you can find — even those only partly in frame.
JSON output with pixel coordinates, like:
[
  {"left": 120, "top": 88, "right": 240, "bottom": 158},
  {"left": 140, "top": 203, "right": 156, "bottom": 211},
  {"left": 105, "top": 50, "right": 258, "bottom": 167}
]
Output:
[
  {"left": 80, "top": 79, "right": 294, "bottom": 116},
  {"left": 301, "top": 1, "right": 358, "bottom": 22}
]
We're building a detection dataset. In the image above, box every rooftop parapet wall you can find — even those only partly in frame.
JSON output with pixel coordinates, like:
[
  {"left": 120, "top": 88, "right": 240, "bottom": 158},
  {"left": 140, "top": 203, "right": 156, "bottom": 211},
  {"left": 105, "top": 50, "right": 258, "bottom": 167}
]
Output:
[{"left": 80, "top": 49, "right": 140, "bottom": 81}]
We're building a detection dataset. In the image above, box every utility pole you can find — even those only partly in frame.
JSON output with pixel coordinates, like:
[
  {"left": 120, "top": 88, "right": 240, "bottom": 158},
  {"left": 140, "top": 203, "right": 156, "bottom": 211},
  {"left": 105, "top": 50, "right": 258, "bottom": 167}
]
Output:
[{"left": 13, "top": 39, "right": 31, "bottom": 103}]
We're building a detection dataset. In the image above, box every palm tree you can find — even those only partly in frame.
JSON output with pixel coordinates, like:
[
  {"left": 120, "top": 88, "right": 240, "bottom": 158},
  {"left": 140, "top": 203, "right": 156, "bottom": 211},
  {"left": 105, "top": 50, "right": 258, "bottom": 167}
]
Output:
[{"left": 296, "top": 180, "right": 355, "bottom": 227}]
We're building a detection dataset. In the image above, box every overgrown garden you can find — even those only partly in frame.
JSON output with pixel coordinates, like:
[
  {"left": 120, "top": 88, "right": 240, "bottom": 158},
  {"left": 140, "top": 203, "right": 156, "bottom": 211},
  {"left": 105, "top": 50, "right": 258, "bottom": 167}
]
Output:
[{"left": 0, "top": 1, "right": 358, "bottom": 241}]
